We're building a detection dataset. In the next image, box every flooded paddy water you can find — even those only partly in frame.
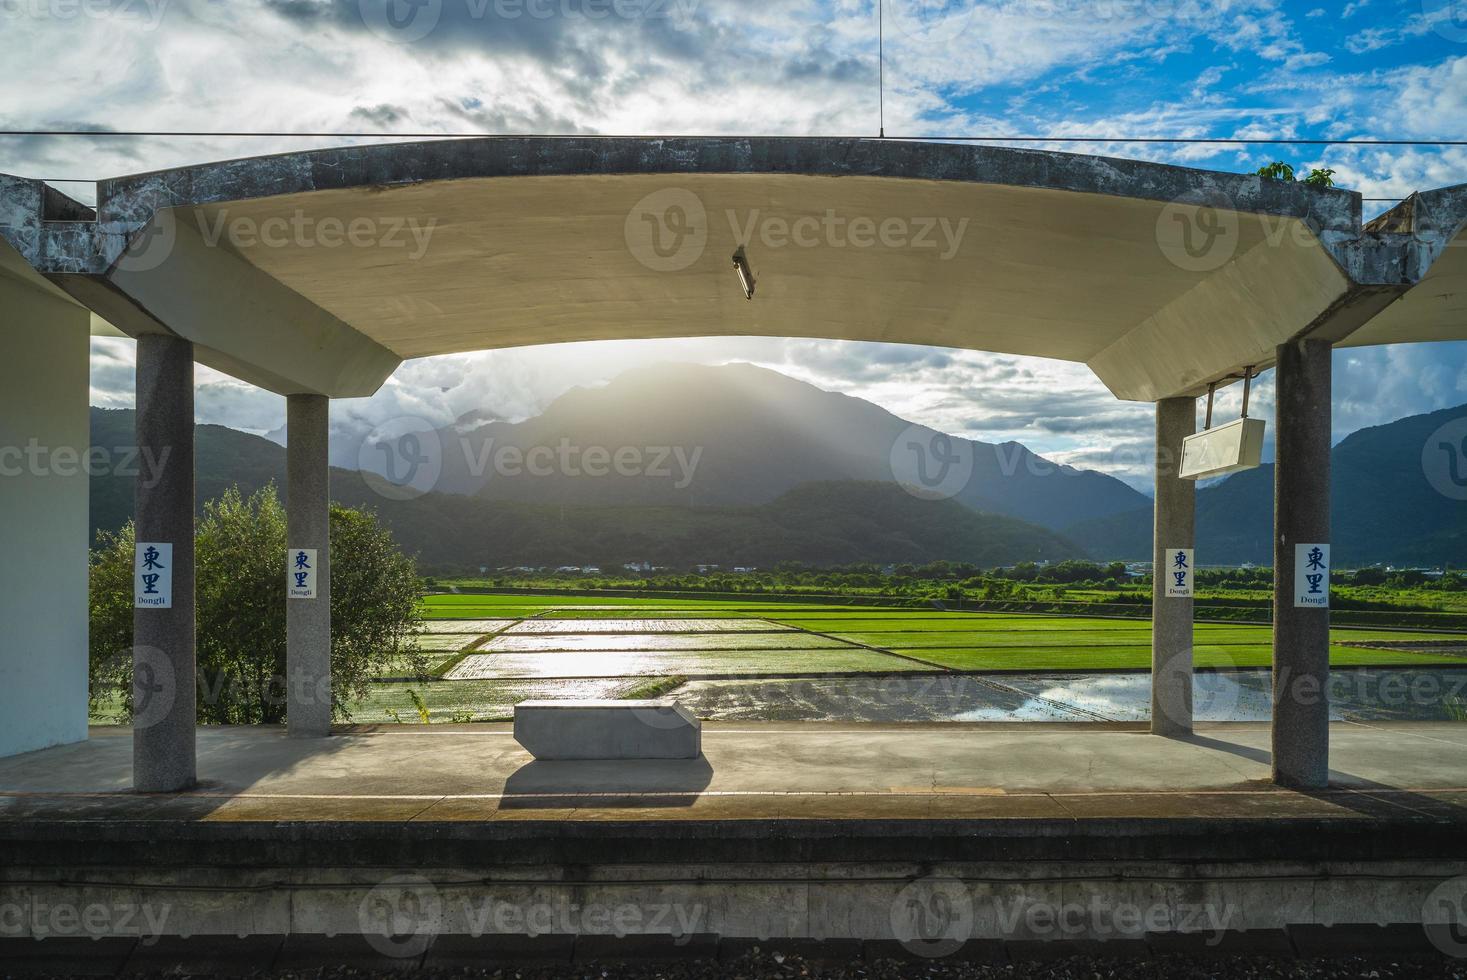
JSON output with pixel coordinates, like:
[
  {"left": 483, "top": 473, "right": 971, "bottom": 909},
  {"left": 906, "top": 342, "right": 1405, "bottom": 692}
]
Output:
[
  {"left": 670, "top": 669, "right": 1467, "bottom": 723},
  {"left": 376, "top": 598, "right": 1467, "bottom": 725}
]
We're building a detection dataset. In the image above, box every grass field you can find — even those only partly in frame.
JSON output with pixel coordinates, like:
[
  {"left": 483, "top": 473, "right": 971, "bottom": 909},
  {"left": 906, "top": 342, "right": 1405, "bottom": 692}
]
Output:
[{"left": 349, "top": 592, "right": 1467, "bottom": 724}]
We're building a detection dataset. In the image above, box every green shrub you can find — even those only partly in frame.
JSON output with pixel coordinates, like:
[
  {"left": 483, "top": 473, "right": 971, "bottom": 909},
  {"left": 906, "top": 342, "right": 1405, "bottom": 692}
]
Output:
[{"left": 90, "top": 485, "right": 424, "bottom": 725}]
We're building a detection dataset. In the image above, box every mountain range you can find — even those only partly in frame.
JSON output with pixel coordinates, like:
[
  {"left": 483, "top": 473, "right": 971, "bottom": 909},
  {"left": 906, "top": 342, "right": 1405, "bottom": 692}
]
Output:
[
  {"left": 356, "top": 363, "right": 1149, "bottom": 529},
  {"left": 1071, "top": 402, "right": 1467, "bottom": 566},
  {"left": 88, "top": 363, "right": 1467, "bottom": 568},
  {"left": 87, "top": 423, "right": 1083, "bottom": 569}
]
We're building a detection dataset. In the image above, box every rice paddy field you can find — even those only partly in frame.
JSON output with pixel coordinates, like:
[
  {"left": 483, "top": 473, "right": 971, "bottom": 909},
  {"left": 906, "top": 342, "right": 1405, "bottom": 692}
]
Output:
[{"left": 349, "top": 593, "right": 1467, "bottom": 724}]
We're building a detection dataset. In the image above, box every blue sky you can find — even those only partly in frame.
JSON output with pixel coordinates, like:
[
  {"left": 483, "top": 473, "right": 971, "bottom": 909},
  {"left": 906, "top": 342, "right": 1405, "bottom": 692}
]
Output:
[{"left": 4, "top": 0, "right": 1466, "bottom": 489}]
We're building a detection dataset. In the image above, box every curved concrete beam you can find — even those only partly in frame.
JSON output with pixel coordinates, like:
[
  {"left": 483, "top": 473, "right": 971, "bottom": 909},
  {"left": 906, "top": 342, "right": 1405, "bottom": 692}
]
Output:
[
  {"left": 90, "top": 138, "right": 1362, "bottom": 246},
  {"left": 1, "top": 174, "right": 400, "bottom": 397},
  {"left": 5, "top": 142, "right": 1465, "bottom": 401},
  {"left": 103, "top": 207, "right": 401, "bottom": 397}
]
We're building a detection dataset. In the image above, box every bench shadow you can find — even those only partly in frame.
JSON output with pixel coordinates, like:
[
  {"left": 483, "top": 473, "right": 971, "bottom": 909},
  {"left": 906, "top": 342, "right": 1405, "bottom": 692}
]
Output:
[{"left": 500, "top": 756, "right": 714, "bottom": 810}]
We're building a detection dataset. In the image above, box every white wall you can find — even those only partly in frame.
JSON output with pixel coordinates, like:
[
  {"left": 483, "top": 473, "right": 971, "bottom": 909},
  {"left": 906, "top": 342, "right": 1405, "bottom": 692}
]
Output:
[{"left": 0, "top": 267, "right": 91, "bottom": 757}]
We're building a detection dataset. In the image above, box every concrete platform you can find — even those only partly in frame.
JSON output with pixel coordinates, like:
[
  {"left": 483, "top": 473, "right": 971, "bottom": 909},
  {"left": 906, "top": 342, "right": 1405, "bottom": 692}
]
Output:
[
  {"left": 3, "top": 723, "right": 1466, "bottom": 948},
  {"left": 2, "top": 721, "right": 1466, "bottom": 825}
]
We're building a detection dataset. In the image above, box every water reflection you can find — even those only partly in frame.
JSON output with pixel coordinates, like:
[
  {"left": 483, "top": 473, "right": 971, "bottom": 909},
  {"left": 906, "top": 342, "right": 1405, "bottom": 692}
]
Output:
[
  {"left": 505, "top": 618, "right": 794, "bottom": 634},
  {"left": 485, "top": 632, "right": 844, "bottom": 652},
  {"left": 675, "top": 669, "right": 1467, "bottom": 723}
]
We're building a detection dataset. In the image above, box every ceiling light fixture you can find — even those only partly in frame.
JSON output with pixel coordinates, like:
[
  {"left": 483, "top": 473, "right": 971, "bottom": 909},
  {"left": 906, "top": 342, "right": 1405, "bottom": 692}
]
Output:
[{"left": 732, "top": 247, "right": 755, "bottom": 300}]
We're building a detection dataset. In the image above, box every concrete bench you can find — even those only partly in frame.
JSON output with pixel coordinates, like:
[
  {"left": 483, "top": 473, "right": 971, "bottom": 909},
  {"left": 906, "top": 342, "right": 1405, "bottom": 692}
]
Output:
[{"left": 513, "top": 700, "right": 702, "bottom": 760}]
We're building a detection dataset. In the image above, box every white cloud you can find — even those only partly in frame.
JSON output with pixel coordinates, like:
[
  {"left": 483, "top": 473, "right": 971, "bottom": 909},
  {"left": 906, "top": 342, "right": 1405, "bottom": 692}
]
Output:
[
  {"left": 11, "top": 0, "right": 1467, "bottom": 495},
  {"left": 90, "top": 330, "right": 1467, "bottom": 493}
]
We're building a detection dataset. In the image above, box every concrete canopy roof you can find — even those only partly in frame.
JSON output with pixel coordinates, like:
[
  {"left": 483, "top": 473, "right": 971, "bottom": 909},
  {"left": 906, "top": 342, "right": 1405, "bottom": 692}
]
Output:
[
  {"left": 3, "top": 138, "right": 1464, "bottom": 402},
  {"left": 1346, "top": 185, "right": 1467, "bottom": 349}
]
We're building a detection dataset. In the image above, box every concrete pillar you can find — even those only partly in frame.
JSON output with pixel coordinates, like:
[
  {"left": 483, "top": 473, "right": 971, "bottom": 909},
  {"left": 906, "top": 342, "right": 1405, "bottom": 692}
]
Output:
[
  {"left": 1151, "top": 397, "right": 1196, "bottom": 737},
  {"left": 133, "top": 334, "right": 197, "bottom": 792},
  {"left": 287, "top": 394, "right": 332, "bottom": 736},
  {"left": 1272, "top": 339, "right": 1332, "bottom": 789},
  {"left": 0, "top": 274, "right": 91, "bottom": 758}
]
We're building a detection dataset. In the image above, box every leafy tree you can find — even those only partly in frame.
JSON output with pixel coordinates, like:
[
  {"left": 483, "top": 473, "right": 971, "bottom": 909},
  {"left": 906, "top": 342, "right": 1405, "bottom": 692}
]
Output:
[
  {"left": 1348, "top": 567, "right": 1388, "bottom": 586},
  {"left": 88, "top": 527, "right": 137, "bottom": 721},
  {"left": 1256, "top": 161, "right": 1336, "bottom": 187},
  {"left": 1256, "top": 161, "right": 1297, "bottom": 182},
  {"left": 327, "top": 502, "right": 428, "bottom": 715},
  {"left": 89, "top": 485, "right": 424, "bottom": 725},
  {"left": 195, "top": 484, "right": 290, "bottom": 723}
]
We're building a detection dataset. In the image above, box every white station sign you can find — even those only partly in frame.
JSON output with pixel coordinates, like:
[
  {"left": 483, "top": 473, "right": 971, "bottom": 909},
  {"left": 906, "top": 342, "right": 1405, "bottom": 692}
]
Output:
[
  {"left": 1164, "top": 548, "right": 1195, "bottom": 598},
  {"left": 1180, "top": 417, "right": 1266, "bottom": 480},
  {"left": 134, "top": 542, "right": 173, "bottom": 609},
  {"left": 288, "top": 548, "right": 319, "bottom": 600},
  {"left": 1294, "top": 543, "right": 1330, "bottom": 608}
]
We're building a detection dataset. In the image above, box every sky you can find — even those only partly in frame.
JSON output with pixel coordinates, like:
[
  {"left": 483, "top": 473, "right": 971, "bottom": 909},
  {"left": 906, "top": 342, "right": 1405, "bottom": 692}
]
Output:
[{"left": 6, "top": 0, "right": 1467, "bottom": 490}]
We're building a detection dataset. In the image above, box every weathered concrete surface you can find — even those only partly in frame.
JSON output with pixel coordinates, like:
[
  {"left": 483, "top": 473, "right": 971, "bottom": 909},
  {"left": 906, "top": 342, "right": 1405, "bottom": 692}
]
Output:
[
  {"left": 286, "top": 394, "right": 332, "bottom": 737},
  {"left": 3, "top": 722, "right": 1466, "bottom": 815},
  {"left": 0, "top": 175, "right": 42, "bottom": 262},
  {"left": 0, "top": 860, "right": 1461, "bottom": 946},
  {"left": 1151, "top": 398, "right": 1195, "bottom": 737},
  {"left": 514, "top": 700, "right": 702, "bottom": 759},
  {"left": 5, "top": 142, "right": 1466, "bottom": 402},
  {"left": 1347, "top": 183, "right": 1467, "bottom": 349},
  {"left": 1272, "top": 339, "right": 1333, "bottom": 790},
  {"left": 132, "top": 334, "right": 197, "bottom": 793},
  {"left": 1, "top": 725, "right": 1466, "bottom": 944},
  {"left": 90, "top": 139, "right": 1363, "bottom": 237}
]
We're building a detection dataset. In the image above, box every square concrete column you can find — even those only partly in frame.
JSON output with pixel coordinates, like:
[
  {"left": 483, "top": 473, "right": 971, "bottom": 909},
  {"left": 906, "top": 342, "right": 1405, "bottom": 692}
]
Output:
[
  {"left": 133, "top": 334, "right": 197, "bottom": 792},
  {"left": 0, "top": 278, "right": 90, "bottom": 758},
  {"left": 1272, "top": 339, "right": 1332, "bottom": 788},
  {"left": 287, "top": 394, "right": 332, "bottom": 736},
  {"left": 1151, "top": 397, "right": 1196, "bottom": 737}
]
